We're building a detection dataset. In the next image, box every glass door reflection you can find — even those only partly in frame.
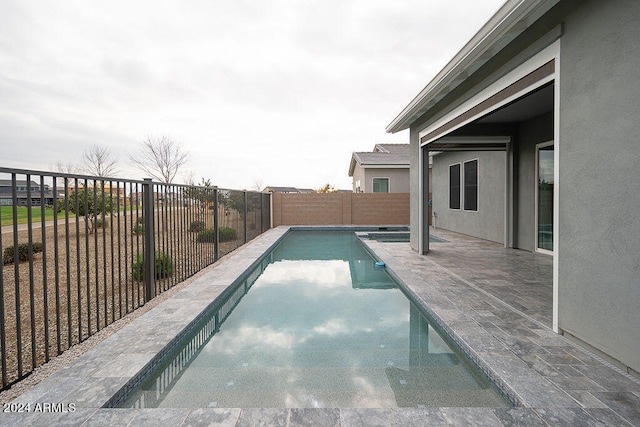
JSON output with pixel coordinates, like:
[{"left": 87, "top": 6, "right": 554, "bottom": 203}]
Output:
[{"left": 537, "top": 143, "right": 554, "bottom": 252}]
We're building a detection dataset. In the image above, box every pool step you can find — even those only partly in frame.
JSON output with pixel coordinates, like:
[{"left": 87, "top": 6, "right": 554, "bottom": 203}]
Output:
[
  {"left": 122, "top": 363, "right": 509, "bottom": 409},
  {"left": 185, "top": 347, "right": 459, "bottom": 369}
]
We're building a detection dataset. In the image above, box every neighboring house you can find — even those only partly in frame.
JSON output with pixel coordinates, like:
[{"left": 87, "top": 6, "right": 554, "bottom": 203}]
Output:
[
  {"left": 0, "top": 180, "right": 56, "bottom": 206},
  {"left": 348, "top": 144, "right": 416, "bottom": 193},
  {"left": 263, "top": 187, "right": 315, "bottom": 194},
  {"left": 128, "top": 191, "right": 166, "bottom": 206},
  {"left": 63, "top": 183, "right": 128, "bottom": 208},
  {"left": 387, "top": 0, "right": 640, "bottom": 376},
  {"left": 102, "top": 184, "right": 127, "bottom": 203}
]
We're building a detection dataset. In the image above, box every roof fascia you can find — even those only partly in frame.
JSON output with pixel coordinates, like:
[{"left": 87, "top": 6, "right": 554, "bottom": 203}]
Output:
[
  {"left": 360, "top": 164, "right": 410, "bottom": 169},
  {"left": 348, "top": 155, "right": 358, "bottom": 177},
  {"left": 386, "top": 0, "right": 559, "bottom": 133}
]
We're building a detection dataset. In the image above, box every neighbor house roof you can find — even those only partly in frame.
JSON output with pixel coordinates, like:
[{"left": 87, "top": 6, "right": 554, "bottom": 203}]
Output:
[
  {"left": 386, "top": 0, "right": 560, "bottom": 133},
  {"left": 0, "top": 180, "right": 40, "bottom": 187},
  {"left": 348, "top": 144, "right": 410, "bottom": 177}
]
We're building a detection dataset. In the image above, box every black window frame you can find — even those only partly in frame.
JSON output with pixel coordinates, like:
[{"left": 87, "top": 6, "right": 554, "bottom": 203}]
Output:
[
  {"left": 463, "top": 159, "right": 478, "bottom": 211},
  {"left": 449, "top": 163, "right": 461, "bottom": 210}
]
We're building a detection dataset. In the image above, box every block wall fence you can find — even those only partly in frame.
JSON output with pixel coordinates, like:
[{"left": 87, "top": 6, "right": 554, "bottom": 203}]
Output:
[{"left": 271, "top": 192, "right": 410, "bottom": 226}]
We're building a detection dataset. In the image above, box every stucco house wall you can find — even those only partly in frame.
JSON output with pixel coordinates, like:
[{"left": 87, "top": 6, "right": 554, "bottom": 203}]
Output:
[
  {"left": 351, "top": 164, "right": 366, "bottom": 193},
  {"left": 432, "top": 151, "right": 505, "bottom": 244},
  {"left": 362, "top": 168, "right": 410, "bottom": 193},
  {"left": 351, "top": 165, "right": 410, "bottom": 193},
  {"left": 409, "top": 136, "right": 421, "bottom": 251},
  {"left": 556, "top": 0, "right": 640, "bottom": 373}
]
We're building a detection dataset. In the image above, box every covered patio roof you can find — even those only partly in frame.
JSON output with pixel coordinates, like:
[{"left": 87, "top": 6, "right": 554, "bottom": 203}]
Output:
[
  {"left": 386, "top": 0, "right": 560, "bottom": 134},
  {"left": 423, "top": 82, "right": 554, "bottom": 152}
]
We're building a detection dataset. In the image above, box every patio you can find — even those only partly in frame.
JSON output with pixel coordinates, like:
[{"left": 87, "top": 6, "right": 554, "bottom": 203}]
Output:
[
  {"left": 3, "top": 226, "right": 640, "bottom": 426},
  {"left": 363, "top": 228, "right": 640, "bottom": 425}
]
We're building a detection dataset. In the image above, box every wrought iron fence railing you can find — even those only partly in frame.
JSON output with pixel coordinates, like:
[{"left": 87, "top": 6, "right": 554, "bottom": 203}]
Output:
[{"left": 0, "top": 167, "right": 271, "bottom": 391}]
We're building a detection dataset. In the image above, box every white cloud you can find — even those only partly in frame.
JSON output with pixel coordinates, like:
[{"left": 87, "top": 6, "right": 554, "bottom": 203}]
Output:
[
  {"left": 259, "top": 260, "right": 352, "bottom": 288},
  {"left": 0, "top": 0, "right": 505, "bottom": 189}
]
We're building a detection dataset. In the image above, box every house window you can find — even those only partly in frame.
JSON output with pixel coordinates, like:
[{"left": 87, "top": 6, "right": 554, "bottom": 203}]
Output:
[
  {"left": 463, "top": 159, "right": 478, "bottom": 211},
  {"left": 372, "top": 178, "right": 389, "bottom": 193},
  {"left": 449, "top": 164, "right": 461, "bottom": 209}
]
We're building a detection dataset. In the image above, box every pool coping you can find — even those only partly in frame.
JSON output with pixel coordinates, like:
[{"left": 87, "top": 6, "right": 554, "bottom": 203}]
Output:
[{"left": 5, "top": 226, "right": 640, "bottom": 426}]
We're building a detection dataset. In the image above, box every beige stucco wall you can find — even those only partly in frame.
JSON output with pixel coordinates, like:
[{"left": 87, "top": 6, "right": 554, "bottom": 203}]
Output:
[
  {"left": 271, "top": 192, "right": 409, "bottom": 226},
  {"left": 351, "top": 164, "right": 366, "bottom": 192},
  {"left": 351, "top": 165, "right": 409, "bottom": 193}
]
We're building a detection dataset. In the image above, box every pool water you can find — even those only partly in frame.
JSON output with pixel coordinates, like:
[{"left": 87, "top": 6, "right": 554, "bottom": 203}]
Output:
[{"left": 116, "top": 231, "right": 509, "bottom": 408}]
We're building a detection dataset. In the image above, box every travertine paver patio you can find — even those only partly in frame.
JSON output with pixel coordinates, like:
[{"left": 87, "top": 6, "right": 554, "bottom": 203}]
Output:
[
  {"left": 3, "top": 226, "right": 640, "bottom": 426},
  {"left": 363, "top": 228, "right": 640, "bottom": 426}
]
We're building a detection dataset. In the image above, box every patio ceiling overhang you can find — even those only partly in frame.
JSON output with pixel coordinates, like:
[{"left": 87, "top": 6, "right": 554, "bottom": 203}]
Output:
[
  {"left": 422, "top": 81, "right": 554, "bottom": 153},
  {"left": 425, "top": 136, "right": 511, "bottom": 152}
]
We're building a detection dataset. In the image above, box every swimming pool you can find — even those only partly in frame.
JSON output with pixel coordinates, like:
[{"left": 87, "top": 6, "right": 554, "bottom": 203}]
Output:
[{"left": 111, "top": 231, "right": 510, "bottom": 408}]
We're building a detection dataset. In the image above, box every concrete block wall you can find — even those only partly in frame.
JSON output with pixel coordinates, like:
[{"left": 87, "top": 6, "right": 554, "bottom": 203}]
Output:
[{"left": 271, "top": 193, "right": 409, "bottom": 226}]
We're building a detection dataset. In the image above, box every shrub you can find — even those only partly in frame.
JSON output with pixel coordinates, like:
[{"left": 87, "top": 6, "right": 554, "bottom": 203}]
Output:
[
  {"left": 95, "top": 217, "right": 109, "bottom": 229},
  {"left": 132, "top": 252, "right": 174, "bottom": 280},
  {"left": 68, "top": 187, "right": 115, "bottom": 234},
  {"left": 132, "top": 217, "right": 144, "bottom": 235},
  {"left": 196, "top": 226, "right": 237, "bottom": 243},
  {"left": 219, "top": 226, "right": 237, "bottom": 242},
  {"left": 190, "top": 220, "right": 205, "bottom": 232},
  {"left": 3, "top": 242, "right": 44, "bottom": 265},
  {"left": 196, "top": 228, "right": 215, "bottom": 243}
]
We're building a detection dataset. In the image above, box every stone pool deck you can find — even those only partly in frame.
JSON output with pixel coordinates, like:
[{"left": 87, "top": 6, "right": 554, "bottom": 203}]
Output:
[{"left": 4, "top": 226, "right": 640, "bottom": 426}]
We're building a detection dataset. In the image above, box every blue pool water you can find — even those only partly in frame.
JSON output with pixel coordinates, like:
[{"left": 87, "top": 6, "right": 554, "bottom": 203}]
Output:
[{"left": 115, "top": 231, "right": 509, "bottom": 408}]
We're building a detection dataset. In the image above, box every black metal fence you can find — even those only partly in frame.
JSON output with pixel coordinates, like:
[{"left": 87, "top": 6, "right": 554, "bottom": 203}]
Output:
[{"left": 0, "top": 167, "right": 271, "bottom": 391}]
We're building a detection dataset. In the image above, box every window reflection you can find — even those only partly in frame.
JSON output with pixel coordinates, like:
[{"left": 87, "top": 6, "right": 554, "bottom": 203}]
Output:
[{"left": 537, "top": 145, "right": 554, "bottom": 251}]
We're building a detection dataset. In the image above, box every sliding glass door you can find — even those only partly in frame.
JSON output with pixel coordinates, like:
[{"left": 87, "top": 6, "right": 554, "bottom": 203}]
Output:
[{"left": 536, "top": 142, "right": 554, "bottom": 253}]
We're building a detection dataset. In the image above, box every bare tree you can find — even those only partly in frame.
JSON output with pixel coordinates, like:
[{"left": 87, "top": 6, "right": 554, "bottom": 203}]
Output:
[
  {"left": 81, "top": 144, "right": 119, "bottom": 177},
  {"left": 52, "top": 160, "right": 79, "bottom": 174},
  {"left": 130, "top": 136, "right": 189, "bottom": 183},
  {"left": 183, "top": 170, "right": 197, "bottom": 186}
]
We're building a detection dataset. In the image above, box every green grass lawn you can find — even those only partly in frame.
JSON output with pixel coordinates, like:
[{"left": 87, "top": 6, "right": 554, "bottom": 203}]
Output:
[{"left": 0, "top": 206, "right": 75, "bottom": 226}]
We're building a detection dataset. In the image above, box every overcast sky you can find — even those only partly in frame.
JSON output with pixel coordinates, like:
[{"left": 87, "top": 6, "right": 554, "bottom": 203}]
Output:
[{"left": 0, "top": 0, "right": 504, "bottom": 190}]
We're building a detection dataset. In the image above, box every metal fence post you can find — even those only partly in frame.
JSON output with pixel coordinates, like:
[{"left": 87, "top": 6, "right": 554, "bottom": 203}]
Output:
[
  {"left": 259, "top": 192, "right": 263, "bottom": 232},
  {"left": 267, "top": 192, "right": 272, "bottom": 231},
  {"left": 213, "top": 187, "right": 219, "bottom": 261},
  {"left": 142, "top": 178, "right": 155, "bottom": 302},
  {"left": 243, "top": 191, "right": 248, "bottom": 244}
]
